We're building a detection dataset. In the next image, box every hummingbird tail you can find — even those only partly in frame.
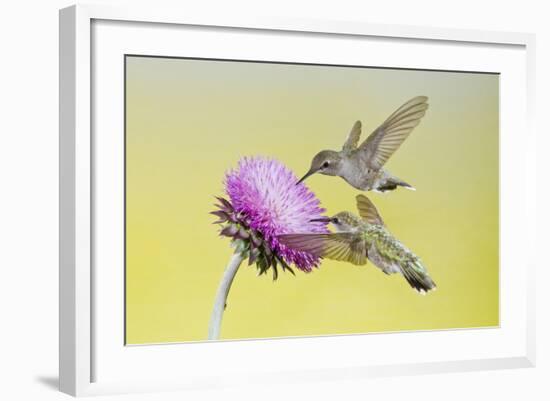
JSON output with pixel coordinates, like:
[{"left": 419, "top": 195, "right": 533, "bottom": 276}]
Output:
[
  {"left": 401, "top": 182, "right": 416, "bottom": 191},
  {"left": 401, "top": 260, "right": 436, "bottom": 294},
  {"left": 376, "top": 177, "right": 415, "bottom": 192}
]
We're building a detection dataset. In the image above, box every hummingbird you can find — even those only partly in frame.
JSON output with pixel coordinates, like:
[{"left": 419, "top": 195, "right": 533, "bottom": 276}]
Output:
[
  {"left": 279, "top": 195, "right": 436, "bottom": 293},
  {"left": 297, "top": 96, "right": 429, "bottom": 192}
]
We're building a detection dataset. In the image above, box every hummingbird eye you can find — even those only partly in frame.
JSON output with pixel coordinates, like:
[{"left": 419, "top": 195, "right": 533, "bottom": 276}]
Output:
[
  {"left": 321, "top": 161, "right": 330, "bottom": 169},
  {"left": 332, "top": 217, "right": 340, "bottom": 224}
]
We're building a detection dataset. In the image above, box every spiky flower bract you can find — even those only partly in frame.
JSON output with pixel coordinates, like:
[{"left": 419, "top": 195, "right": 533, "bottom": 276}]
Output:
[{"left": 212, "top": 156, "right": 328, "bottom": 278}]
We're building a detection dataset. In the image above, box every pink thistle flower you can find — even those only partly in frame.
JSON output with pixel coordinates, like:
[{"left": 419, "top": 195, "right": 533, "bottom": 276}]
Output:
[{"left": 213, "top": 156, "right": 329, "bottom": 275}]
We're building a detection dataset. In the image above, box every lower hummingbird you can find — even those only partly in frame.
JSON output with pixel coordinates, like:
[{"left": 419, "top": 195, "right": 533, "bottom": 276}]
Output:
[
  {"left": 297, "top": 96, "right": 429, "bottom": 192},
  {"left": 279, "top": 195, "right": 436, "bottom": 293}
]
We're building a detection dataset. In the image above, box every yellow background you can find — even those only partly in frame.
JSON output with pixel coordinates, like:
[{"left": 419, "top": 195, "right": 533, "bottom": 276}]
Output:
[{"left": 125, "top": 56, "right": 499, "bottom": 344}]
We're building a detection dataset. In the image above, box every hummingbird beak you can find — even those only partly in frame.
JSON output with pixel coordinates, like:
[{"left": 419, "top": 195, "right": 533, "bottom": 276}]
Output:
[
  {"left": 310, "top": 217, "right": 331, "bottom": 223},
  {"left": 296, "top": 169, "right": 316, "bottom": 185}
]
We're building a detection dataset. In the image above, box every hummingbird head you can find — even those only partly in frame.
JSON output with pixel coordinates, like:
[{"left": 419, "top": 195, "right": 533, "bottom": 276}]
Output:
[
  {"left": 310, "top": 211, "right": 362, "bottom": 232},
  {"left": 296, "top": 150, "right": 343, "bottom": 184}
]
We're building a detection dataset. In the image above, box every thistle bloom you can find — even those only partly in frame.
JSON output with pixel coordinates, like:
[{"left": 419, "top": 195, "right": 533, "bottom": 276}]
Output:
[
  {"left": 225, "top": 156, "right": 328, "bottom": 271},
  {"left": 208, "top": 156, "right": 328, "bottom": 340}
]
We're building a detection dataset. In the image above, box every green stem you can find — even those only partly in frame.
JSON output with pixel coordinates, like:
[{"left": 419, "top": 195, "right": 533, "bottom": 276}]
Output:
[{"left": 208, "top": 251, "right": 245, "bottom": 340}]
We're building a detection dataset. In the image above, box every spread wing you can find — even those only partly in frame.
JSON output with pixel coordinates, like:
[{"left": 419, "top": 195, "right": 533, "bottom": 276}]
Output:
[
  {"left": 342, "top": 120, "right": 362, "bottom": 152},
  {"left": 279, "top": 233, "right": 367, "bottom": 266},
  {"left": 356, "top": 195, "right": 384, "bottom": 226},
  {"left": 360, "top": 96, "right": 429, "bottom": 169}
]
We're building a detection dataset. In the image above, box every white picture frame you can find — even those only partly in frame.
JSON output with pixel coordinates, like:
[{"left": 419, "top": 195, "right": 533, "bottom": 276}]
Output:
[{"left": 59, "top": 4, "right": 536, "bottom": 397}]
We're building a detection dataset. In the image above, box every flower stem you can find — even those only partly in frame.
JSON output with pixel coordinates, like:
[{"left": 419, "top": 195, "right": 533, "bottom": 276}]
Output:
[{"left": 208, "top": 251, "right": 245, "bottom": 340}]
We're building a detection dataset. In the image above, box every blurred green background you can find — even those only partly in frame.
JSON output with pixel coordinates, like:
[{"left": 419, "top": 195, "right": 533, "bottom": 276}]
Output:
[{"left": 125, "top": 56, "right": 499, "bottom": 344}]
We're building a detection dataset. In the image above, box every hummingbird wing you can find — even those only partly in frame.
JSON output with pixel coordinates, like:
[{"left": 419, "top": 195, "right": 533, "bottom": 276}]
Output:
[
  {"left": 359, "top": 96, "right": 429, "bottom": 169},
  {"left": 279, "top": 233, "right": 367, "bottom": 266},
  {"left": 356, "top": 195, "right": 385, "bottom": 226},
  {"left": 342, "top": 120, "right": 362, "bottom": 152}
]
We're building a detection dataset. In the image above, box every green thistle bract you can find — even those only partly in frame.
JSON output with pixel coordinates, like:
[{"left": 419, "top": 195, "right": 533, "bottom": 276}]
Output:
[{"left": 212, "top": 196, "right": 295, "bottom": 280}]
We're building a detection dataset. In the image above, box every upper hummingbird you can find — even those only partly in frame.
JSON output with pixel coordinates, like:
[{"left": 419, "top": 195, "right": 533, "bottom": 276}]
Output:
[
  {"left": 279, "top": 195, "right": 436, "bottom": 293},
  {"left": 297, "top": 96, "right": 429, "bottom": 192}
]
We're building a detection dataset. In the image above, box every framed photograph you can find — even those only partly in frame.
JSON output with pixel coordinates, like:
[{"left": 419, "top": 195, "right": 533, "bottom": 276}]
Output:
[{"left": 59, "top": 4, "right": 536, "bottom": 396}]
